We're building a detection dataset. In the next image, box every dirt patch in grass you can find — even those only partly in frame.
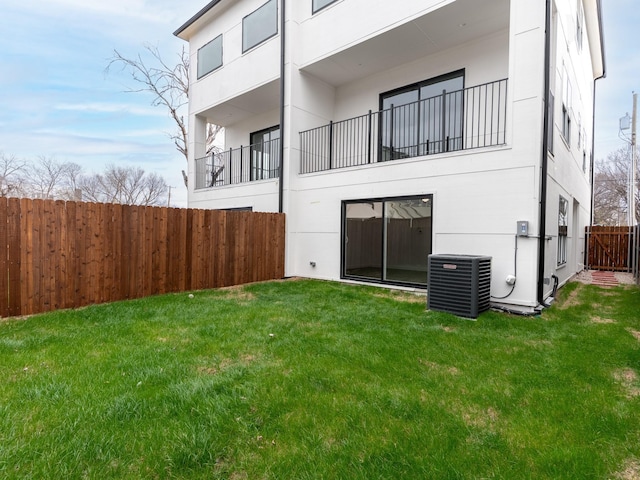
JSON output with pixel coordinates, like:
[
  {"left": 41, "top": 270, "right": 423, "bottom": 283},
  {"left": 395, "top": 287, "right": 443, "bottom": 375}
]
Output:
[
  {"left": 524, "top": 339, "right": 553, "bottom": 348},
  {"left": 591, "top": 316, "right": 617, "bottom": 324},
  {"left": 442, "top": 326, "right": 455, "bottom": 333},
  {"left": 462, "top": 406, "right": 500, "bottom": 430},
  {"left": 613, "top": 368, "right": 640, "bottom": 398},
  {"left": 198, "top": 355, "right": 258, "bottom": 376},
  {"left": 627, "top": 329, "right": 640, "bottom": 342},
  {"left": 419, "top": 359, "right": 459, "bottom": 375},
  {"left": 615, "top": 459, "right": 640, "bottom": 480},
  {"left": 557, "top": 284, "right": 583, "bottom": 309},
  {"left": 219, "top": 289, "right": 256, "bottom": 302},
  {"left": 373, "top": 290, "right": 426, "bottom": 304}
]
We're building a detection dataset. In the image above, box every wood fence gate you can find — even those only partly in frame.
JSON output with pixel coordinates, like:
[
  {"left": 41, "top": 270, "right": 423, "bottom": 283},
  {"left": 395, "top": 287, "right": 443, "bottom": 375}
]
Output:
[{"left": 585, "top": 226, "right": 634, "bottom": 272}]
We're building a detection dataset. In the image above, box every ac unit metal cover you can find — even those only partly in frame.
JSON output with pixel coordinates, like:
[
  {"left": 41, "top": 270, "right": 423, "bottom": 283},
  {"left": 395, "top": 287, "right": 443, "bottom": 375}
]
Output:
[{"left": 427, "top": 254, "right": 492, "bottom": 319}]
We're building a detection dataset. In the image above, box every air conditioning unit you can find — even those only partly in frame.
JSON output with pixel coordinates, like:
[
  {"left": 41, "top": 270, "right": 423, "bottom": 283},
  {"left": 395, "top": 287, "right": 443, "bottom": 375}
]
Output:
[{"left": 427, "top": 254, "right": 492, "bottom": 319}]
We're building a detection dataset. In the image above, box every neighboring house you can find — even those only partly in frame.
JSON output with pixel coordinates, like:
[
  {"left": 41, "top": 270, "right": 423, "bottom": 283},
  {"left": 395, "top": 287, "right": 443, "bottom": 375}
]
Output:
[{"left": 175, "top": 0, "right": 605, "bottom": 313}]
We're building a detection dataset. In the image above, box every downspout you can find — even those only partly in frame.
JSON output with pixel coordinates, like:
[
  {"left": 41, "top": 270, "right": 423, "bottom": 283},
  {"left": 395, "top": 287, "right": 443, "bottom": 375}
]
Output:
[
  {"left": 537, "top": 0, "right": 552, "bottom": 305},
  {"left": 590, "top": 77, "right": 605, "bottom": 225},
  {"left": 590, "top": 0, "right": 607, "bottom": 225},
  {"left": 278, "top": 0, "right": 285, "bottom": 213}
]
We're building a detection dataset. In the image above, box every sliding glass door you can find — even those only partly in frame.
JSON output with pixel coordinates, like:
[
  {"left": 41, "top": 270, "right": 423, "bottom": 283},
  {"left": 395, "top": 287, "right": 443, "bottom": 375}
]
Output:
[
  {"left": 380, "top": 71, "right": 464, "bottom": 161},
  {"left": 343, "top": 195, "right": 432, "bottom": 286}
]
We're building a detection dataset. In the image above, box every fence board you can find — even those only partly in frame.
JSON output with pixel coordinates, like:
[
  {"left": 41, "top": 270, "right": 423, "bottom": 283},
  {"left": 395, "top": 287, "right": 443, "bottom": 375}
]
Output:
[
  {"left": 7, "top": 198, "right": 22, "bottom": 316},
  {"left": 0, "top": 199, "right": 7, "bottom": 317}
]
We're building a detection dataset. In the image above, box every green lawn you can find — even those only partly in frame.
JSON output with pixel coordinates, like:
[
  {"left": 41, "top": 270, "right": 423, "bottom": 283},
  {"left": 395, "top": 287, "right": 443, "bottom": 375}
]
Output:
[{"left": 1, "top": 279, "right": 639, "bottom": 479}]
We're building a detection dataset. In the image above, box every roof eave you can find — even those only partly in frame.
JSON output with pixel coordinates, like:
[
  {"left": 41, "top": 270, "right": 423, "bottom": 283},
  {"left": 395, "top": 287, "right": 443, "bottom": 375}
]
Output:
[
  {"left": 174, "top": 0, "right": 225, "bottom": 39},
  {"left": 584, "top": 0, "right": 606, "bottom": 79}
]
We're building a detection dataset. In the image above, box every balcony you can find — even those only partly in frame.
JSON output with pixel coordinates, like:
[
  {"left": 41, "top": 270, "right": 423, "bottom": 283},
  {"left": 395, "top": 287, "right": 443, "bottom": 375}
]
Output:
[
  {"left": 300, "top": 79, "right": 508, "bottom": 174},
  {"left": 195, "top": 138, "right": 280, "bottom": 190}
]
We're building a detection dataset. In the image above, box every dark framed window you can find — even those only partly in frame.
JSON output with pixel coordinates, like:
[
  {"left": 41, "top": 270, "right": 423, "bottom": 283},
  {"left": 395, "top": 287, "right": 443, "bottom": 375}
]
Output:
[
  {"left": 313, "top": 0, "right": 338, "bottom": 14},
  {"left": 242, "top": 0, "right": 278, "bottom": 53},
  {"left": 548, "top": 91, "right": 555, "bottom": 155},
  {"left": 250, "top": 125, "right": 280, "bottom": 180},
  {"left": 558, "top": 196, "right": 568, "bottom": 266},
  {"left": 561, "top": 67, "right": 571, "bottom": 145},
  {"left": 576, "top": 1, "right": 584, "bottom": 51},
  {"left": 197, "top": 34, "right": 223, "bottom": 79},
  {"left": 562, "top": 105, "right": 571, "bottom": 145},
  {"left": 379, "top": 70, "right": 465, "bottom": 161},
  {"left": 342, "top": 195, "right": 433, "bottom": 287}
]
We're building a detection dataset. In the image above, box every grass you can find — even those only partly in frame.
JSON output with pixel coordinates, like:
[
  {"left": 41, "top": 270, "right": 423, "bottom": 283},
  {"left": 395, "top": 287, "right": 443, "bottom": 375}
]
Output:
[{"left": 0, "top": 279, "right": 639, "bottom": 479}]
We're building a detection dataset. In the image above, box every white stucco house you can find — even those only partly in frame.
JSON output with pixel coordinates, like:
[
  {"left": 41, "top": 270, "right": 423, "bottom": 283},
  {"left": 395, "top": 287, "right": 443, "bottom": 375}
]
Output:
[{"left": 175, "top": 0, "right": 605, "bottom": 313}]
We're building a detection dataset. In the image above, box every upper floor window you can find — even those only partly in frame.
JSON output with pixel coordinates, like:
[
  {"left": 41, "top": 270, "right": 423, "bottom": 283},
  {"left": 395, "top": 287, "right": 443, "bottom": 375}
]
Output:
[
  {"left": 561, "top": 66, "right": 572, "bottom": 145},
  {"left": 548, "top": 91, "right": 555, "bottom": 155},
  {"left": 197, "top": 35, "right": 223, "bottom": 79},
  {"left": 243, "top": 0, "right": 278, "bottom": 53},
  {"left": 313, "top": 0, "right": 338, "bottom": 14},
  {"left": 576, "top": 1, "right": 584, "bottom": 51}
]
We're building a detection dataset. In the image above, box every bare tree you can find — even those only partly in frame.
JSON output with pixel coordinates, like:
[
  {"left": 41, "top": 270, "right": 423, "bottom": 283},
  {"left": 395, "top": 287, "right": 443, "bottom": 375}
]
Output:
[
  {"left": 78, "top": 164, "right": 168, "bottom": 206},
  {"left": 107, "top": 45, "right": 189, "bottom": 161},
  {"left": 106, "top": 45, "right": 223, "bottom": 186},
  {"left": 26, "top": 156, "right": 83, "bottom": 200},
  {"left": 593, "top": 146, "right": 639, "bottom": 225},
  {"left": 0, "top": 152, "right": 28, "bottom": 197},
  {"left": 206, "top": 123, "right": 224, "bottom": 155}
]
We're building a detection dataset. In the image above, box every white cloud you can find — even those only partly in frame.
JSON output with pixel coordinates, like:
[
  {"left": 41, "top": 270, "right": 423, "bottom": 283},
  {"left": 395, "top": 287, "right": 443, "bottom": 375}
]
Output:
[{"left": 54, "top": 102, "right": 166, "bottom": 117}]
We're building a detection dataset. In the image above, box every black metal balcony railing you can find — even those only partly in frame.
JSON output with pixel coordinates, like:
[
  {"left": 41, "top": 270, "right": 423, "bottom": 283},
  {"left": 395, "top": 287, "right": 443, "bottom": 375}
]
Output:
[
  {"left": 195, "top": 138, "right": 280, "bottom": 190},
  {"left": 300, "top": 79, "right": 508, "bottom": 174}
]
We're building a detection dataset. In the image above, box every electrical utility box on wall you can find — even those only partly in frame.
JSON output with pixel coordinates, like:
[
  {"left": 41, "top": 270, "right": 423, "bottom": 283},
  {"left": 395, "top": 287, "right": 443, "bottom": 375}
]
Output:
[
  {"left": 517, "top": 220, "right": 529, "bottom": 236},
  {"left": 427, "top": 254, "right": 492, "bottom": 319}
]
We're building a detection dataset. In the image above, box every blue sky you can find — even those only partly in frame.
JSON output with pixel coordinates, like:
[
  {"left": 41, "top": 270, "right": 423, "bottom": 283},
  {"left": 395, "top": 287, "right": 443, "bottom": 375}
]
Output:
[
  {"left": 595, "top": 0, "right": 640, "bottom": 157},
  {"left": 0, "top": 0, "right": 205, "bottom": 206},
  {"left": 0, "top": 1, "right": 637, "bottom": 207}
]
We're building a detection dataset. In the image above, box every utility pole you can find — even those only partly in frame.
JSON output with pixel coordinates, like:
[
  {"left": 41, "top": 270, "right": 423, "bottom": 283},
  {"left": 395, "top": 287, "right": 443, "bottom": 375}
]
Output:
[{"left": 167, "top": 186, "right": 172, "bottom": 208}]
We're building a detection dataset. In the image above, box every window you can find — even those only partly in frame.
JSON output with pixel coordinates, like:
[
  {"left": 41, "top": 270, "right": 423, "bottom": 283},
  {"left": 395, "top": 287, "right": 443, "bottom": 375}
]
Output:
[
  {"left": 197, "top": 35, "right": 223, "bottom": 79},
  {"left": 577, "top": 113, "right": 582, "bottom": 149},
  {"left": 576, "top": 1, "right": 584, "bottom": 51},
  {"left": 242, "top": 0, "right": 278, "bottom": 53},
  {"left": 558, "top": 196, "right": 568, "bottom": 266},
  {"left": 380, "top": 71, "right": 464, "bottom": 161},
  {"left": 583, "top": 150, "right": 587, "bottom": 173},
  {"left": 548, "top": 91, "right": 555, "bottom": 155},
  {"left": 250, "top": 126, "right": 280, "bottom": 180},
  {"left": 342, "top": 195, "right": 433, "bottom": 286},
  {"left": 313, "top": 0, "right": 338, "bottom": 13},
  {"left": 561, "top": 67, "right": 572, "bottom": 145}
]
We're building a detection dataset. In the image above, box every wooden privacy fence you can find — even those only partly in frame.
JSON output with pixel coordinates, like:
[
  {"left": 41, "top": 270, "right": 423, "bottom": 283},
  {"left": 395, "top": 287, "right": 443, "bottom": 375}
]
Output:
[
  {"left": 0, "top": 198, "right": 285, "bottom": 318},
  {"left": 585, "top": 225, "right": 633, "bottom": 272}
]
